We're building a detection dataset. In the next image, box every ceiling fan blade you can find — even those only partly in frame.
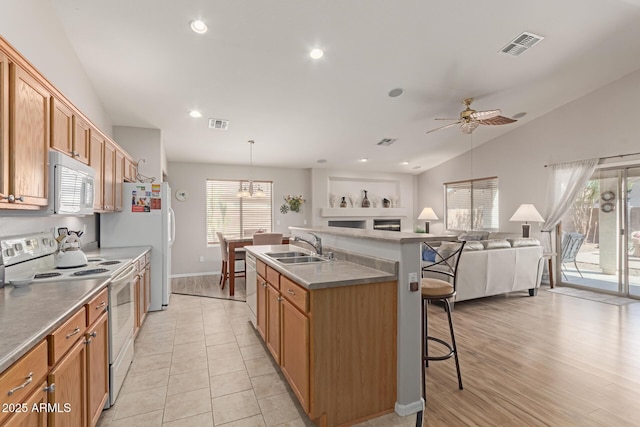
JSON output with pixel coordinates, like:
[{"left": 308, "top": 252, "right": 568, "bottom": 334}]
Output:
[
  {"left": 478, "top": 115, "right": 517, "bottom": 125},
  {"left": 470, "top": 109, "right": 501, "bottom": 120},
  {"left": 426, "top": 121, "right": 462, "bottom": 134},
  {"left": 434, "top": 118, "right": 459, "bottom": 121},
  {"left": 460, "top": 121, "right": 479, "bottom": 134}
]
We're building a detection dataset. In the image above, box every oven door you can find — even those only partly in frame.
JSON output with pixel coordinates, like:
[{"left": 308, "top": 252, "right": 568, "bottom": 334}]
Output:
[{"left": 108, "top": 262, "right": 136, "bottom": 363}]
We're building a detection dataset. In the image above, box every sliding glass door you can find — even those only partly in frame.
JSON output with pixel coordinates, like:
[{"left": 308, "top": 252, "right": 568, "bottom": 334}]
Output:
[{"left": 560, "top": 165, "right": 640, "bottom": 298}]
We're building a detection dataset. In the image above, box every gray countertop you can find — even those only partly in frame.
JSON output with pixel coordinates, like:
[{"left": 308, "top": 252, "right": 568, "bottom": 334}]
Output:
[
  {"left": 289, "top": 226, "right": 457, "bottom": 243},
  {"left": 245, "top": 244, "right": 397, "bottom": 290},
  {"left": 0, "top": 246, "right": 150, "bottom": 373}
]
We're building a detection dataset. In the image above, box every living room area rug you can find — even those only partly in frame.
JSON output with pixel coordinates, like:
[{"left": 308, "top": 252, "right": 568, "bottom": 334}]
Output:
[{"left": 545, "top": 286, "right": 639, "bottom": 306}]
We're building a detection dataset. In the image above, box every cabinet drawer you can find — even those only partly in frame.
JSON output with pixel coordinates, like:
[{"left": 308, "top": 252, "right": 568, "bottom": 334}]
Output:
[
  {"left": 48, "top": 308, "right": 87, "bottom": 366},
  {"left": 256, "top": 259, "right": 267, "bottom": 278},
  {"left": 86, "top": 287, "right": 109, "bottom": 326},
  {"left": 137, "top": 257, "right": 145, "bottom": 272},
  {"left": 280, "top": 276, "right": 309, "bottom": 313},
  {"left": 0, "top": 340, "right": 48, "bottom": 424},
  {"left": 266, "top": 265, "right": 280, "bottom": 290}
]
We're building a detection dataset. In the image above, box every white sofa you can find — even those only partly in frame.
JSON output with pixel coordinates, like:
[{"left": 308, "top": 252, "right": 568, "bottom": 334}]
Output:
[{"left": 423, "top": 237, "right": 545, "bottom": 302}]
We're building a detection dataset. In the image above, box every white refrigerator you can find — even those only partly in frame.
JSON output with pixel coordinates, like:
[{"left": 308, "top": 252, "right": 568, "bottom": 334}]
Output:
[{"left": 100, "top": 182, "right": 175, "bottom": 311}]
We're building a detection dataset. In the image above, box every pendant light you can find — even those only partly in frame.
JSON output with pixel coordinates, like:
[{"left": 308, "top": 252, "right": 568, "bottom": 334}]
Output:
[{"left": 236, "top": 140, "right": 265, "bottom": 198}]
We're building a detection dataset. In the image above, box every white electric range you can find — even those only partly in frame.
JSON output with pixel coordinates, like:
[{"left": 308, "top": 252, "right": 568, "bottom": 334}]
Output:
[{"left": 0, "top": 231, "right": 135, "bottom": 407}]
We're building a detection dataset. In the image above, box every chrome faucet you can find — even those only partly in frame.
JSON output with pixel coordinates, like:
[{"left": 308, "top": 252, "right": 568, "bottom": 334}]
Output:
[{"left": 294, "top": 232, "right": 322, "bottom": 255}]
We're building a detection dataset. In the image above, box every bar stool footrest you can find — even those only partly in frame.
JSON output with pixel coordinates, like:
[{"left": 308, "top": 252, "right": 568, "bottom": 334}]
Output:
[{"left": 425, "top": 336, "right": 455, "bottom": 361}]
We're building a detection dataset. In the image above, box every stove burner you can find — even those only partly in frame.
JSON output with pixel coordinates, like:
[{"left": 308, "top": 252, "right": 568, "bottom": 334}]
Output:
[
  {"left": 34, "top": 272, "right": 62, "bottom": 279},
  {"left": 87, "top": 258, "right": 105, "bottom": 263},
  {"left": 57, "top": 264, "right": 88, "bottom": 270},
  {"left": 98, "top": 260, "right": 121, "bottom": 266},
  {"left": 71, "top": 268, "right": 109, "bottom": 277}
]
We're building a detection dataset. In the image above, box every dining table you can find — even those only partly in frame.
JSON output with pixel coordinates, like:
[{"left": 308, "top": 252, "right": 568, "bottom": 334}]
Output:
[{"left": 224, "top": 234, "right": 290, "bottom": 296}]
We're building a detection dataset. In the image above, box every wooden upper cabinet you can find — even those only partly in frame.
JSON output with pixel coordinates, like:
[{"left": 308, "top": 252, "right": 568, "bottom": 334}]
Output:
[
  {"left": 115, "top": 149, "right": 124, "bottom": 211},
  {"left": 0, "top": 51, "right": 9, "bottom": 202},
  {"left": 124, "top": 156, "right": 137, "bottom": 182},
  {"left": 103, "top": 140, "right": 116, "bottom": 212},
  {"left": 89, "top": 128, "right": 104, "bottom": 211},
  {"left": 72, "top": 115, "right": 90, "bottom": 165},
  {"left": 50, "top": 96, "right": 73, "bottom": 156},
  {"left": 7, "top": 63, "right": 50, "bottom": 208}
]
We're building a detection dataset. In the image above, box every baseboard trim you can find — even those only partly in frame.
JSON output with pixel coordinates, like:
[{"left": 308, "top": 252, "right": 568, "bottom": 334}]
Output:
[
  {"left": 171, "top": 271, "right": 219, "bottom": 278},
  {"left": 395, "top": 399, "right": 424, "bottom": 416}
]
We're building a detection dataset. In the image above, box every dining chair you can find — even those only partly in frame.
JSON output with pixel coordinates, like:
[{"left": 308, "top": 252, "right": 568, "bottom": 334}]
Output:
[
  {"left": 216, "top": 231, "right": 245, "bottom": 288},
  {"left": 253, "top": 232, "right": 283, "bottom": 245}
]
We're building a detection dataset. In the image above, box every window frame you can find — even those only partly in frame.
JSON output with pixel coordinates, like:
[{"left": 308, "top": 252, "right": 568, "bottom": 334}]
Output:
[
  {"left": 206, "top": 179, "right": 273, "bottom": 245},
  {"left": 444, "top": 176, "right": 499, "bottom": 232}
]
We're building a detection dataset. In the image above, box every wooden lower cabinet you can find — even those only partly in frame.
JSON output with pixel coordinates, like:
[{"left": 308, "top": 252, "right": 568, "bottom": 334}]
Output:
[
  {"left": 133, "top": 273, "right": 141, "bottom": 337},
  {"left": 47, "top": 338, "right": 86, "bottom": 427},
  {"left": 85, "top": 313, "right": 108, "bottom": 427},
  {"left": 255, "top": 266, "right": 398, "bottom": 427},
  {"left": 144, "top": 262, "right": 151, "bottom": 314},
  {"left": 280, "top": 297, "right": 309, "bottom": 412},
  {"left": 2, "top": 380, "right": 49, "bottom": 427},
  {"left": 265, "top": 285, "right": 281, "bottom": 364}
]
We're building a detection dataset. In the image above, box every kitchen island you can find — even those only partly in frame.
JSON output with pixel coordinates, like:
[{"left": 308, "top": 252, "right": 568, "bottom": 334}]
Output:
[
  {"left": 286, "top": 226, "right": 456, "bottom": 421},
  {"left": 246, "top": 243, "right": 398, "bottom": 426}
]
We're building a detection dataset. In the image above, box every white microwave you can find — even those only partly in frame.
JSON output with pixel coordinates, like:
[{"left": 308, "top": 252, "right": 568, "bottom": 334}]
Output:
[{"left": 48, "top": 150, "right": 95, "bottom": 215}]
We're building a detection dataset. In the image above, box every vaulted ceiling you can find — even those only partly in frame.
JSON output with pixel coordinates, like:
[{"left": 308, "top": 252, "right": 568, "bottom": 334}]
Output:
[{"left": 52, "top": 0, "right": 640, "bottom": 173}]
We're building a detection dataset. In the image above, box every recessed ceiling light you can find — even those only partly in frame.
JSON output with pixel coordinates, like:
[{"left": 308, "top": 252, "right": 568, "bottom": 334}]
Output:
[
  {"left": 400, "top": 161, "right": 409, "bottom": 165},
  {"left": 388, "top": 88, "right": 404, "bottom": 98},
  {"left": 189, "top": 110, "right": 202, "bottom": 118},
  {"left": 190, "top": 20, "right": 208, "bottom": 34},
  {"left": 412, "top": 166, "right": 421, "bottom": 170},
  {"left": 512, "top": 112, "right": 527, "bottom": 119},
  {"left": 317, "top": 159, "right": 327, "bottom": 164},
  {"left": 359, "top": 158, "right": 368, "bottom": 162},
  {"left": 309, "top": 48, "right": 324, "bottom": 59}
]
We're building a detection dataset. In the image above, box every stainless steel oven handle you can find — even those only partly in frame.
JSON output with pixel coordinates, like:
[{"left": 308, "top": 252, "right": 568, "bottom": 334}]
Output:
[{"left": 111, "top": 263, "right": 137, "bottom": 283}]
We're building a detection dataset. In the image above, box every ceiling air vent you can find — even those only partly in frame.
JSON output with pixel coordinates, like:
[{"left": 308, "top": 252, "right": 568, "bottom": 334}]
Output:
[
  {"left": 377, "top": 138, "right": 397, "bottom": 146},
  {"left": 208, "top": 118, "right": 229, "bottom": 130},
  {"left": 499, "top": 31, "right": 544, "bottom": 57}
]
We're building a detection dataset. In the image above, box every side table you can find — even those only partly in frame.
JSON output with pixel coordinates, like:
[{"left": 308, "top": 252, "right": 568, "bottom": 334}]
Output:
[{"left": 543, "top": 252, "right": 557, "bottom": 288}]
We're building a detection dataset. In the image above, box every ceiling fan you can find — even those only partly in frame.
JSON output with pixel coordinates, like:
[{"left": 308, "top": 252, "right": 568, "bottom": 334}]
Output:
[{"left": 426, "top": 98, "right": 517, "bottom": 134}]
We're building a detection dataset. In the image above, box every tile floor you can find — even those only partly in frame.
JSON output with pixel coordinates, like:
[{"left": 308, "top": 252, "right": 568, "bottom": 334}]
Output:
[{"left": 97, "top": 294, "right": 415, "bottom": 427}]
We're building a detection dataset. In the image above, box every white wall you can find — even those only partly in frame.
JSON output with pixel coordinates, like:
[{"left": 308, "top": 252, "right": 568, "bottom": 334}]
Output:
[
  {"left": 311, "top": 168, "right": 416, "bottom": 231},
  {"left": 113, "top": 126, "right": 164, "bottom": 182},
  {"left": 168, "top": 162, "right": 310, "bottom": 275},
  {"left": 0, "top": 0, "right": 111, "bottom": 133},
  {"left": 417, "top": 68, "right": 640, "bottom": 236}
]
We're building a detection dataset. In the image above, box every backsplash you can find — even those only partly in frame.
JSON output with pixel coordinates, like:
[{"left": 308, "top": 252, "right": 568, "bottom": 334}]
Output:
[{"left": 0, "top": 214, "right": 98, "bottom": 245}]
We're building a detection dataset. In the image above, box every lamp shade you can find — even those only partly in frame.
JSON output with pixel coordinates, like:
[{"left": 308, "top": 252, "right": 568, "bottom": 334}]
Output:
[
  {"left": 418, "top": 207, "right": 439, "bottom": 220},
  {"left": 509, "top": 204, "right": 545, "bottom": 223}
]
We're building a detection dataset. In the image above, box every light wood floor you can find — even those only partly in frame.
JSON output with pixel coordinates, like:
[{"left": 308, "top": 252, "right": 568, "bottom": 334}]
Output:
[
  {"left": 172, "top": 275, "right": 246, "bottom": 301},
  {"left": 421, "top": 286, "right": 640, "bottom": 427}
]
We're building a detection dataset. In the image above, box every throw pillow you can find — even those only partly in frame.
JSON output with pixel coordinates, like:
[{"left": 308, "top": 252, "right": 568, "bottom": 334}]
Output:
[
  {"left": 422, "top": 246, "right": 437, "bottom": 262},
  {"left": 463, "top": 241, "right": 484, "bottom": 251},
  {"left": 437, "top": 241, "right": 461, "bottom": 259},
  {"left": 508, "top": 237, "right": 541, "bottom": 248},
  {"left": 482, "top": 239, "right": 511, "bottom": 250}
]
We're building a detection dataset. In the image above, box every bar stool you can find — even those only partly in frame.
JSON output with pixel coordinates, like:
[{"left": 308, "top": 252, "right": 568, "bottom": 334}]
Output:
[{"left": 420, "top": 240, "right": 465, "bottom": 400}]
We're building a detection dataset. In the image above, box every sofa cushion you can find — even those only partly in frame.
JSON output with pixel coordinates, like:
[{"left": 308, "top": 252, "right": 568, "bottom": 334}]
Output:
[
  {"left": 458, "top": 231, "right": 490, "bottom": 241},
  {"left": 463, "top": 241, "right": 484, "bottom": 251},
  {"left": 437, "top": 241, "right": 461, "bottom": 259},
  {"left": 508, "top": 237, "right": 541, "bottom": 248},
  {"left": 482, "top": 239, "right": 511, "bottom": 250}
]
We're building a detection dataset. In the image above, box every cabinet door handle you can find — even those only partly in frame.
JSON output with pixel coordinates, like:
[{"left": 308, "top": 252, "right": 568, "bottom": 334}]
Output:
[
  {"left": 262, "top": 282, "right": 267, "bottom": 288},
  {"left": 277, "top": 296, "right": 283, "bottom": 302},
  {"left": 89, "top": 331, "right": 97, "bottom": 338},
  {"left": 7, "top": 372, "right": 33, "bottom": 396},
  {"left": 2, "top": 195, "right": 24, "bottom": 203},
  {"left": 96, "top": 301, "right": 107, "bottom": 310},
  {"left": 43, "top": 383, "right": 55, "bottom": 393},
  {"left": 84, "top": 338, "right": 92, "bottom": 344},
  {"left": 66, "top": 327, "right": 81, "bottom": 339},
  {"left": 287, "top": 289, "right": 296, "bottom": 296}
]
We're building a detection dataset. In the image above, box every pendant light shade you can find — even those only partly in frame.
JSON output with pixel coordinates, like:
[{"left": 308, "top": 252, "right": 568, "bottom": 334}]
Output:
[{"left": 236, "top": 140, "right": 265, "bottom": 198}]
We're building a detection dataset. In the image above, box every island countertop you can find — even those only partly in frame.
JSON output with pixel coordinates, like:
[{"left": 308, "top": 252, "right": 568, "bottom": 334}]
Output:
[
  {"left": 244, "top": 244, "right": 397, "bottom": 290},
  {"left": 289, "top": 226, "right": 457, "bottom": 243}
]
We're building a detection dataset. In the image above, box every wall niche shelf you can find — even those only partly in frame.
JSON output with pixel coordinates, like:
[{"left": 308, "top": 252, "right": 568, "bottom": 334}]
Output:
[{"left": 321, "top": 207, "right": 408, "bottom": 218}]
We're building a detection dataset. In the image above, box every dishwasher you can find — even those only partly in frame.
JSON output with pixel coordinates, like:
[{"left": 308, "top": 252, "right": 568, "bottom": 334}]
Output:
[{"left": 245, "top": 253, "right": 258, "bottom": 328}]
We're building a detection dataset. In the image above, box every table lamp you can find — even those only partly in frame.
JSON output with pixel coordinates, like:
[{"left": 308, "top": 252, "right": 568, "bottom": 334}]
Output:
[
  {"left": 418, "top": 208, "right": 438, "bottom": 233},
  {"left": 509, "top": 204, "right": 545, "bottom": 238}
]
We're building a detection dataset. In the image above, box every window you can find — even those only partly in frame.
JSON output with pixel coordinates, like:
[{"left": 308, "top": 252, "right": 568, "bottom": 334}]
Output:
[
  {"left": 206, "top": 180, "right": 273, "bottom": 245},
  {"left": 445, "top": 176, "right": 499, "bottom": 231}
]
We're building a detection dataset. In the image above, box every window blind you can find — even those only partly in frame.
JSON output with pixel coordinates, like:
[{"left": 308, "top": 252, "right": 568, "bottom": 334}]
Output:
[
  {"left": 206, "top": 180, "right": 273, "bottom": 245},
  {"left": 445, "top": 177, "right": 499, "bottom": 231}
]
